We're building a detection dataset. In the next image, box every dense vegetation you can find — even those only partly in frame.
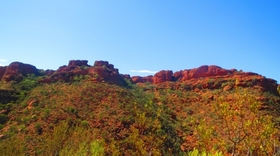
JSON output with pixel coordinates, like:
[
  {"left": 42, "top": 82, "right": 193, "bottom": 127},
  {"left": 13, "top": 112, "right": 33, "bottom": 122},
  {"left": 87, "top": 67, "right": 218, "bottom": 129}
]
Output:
[{"left": 0, "top": 74, "right": 280, "bottom": 155}]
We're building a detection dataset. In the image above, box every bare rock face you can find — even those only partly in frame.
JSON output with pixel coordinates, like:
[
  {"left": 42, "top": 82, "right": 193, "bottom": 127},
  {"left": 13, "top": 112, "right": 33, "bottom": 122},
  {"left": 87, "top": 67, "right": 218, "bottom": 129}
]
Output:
[
  {"left": 45, "top": 70, "right": 55, "bottom": 76},
  {"left": 1, "top": 62, "right": 39, "bottom": 81},
  {"left": 88, "top": 61, "right": 125, "bottom": 85},
  {"left": 153, "top": 70, "right": 173, "bottom": 84},
  {"left": 131, "top": 76, "right": 143, "bottom": 83},
  {"left": 143, "top": 76, "right": 153, "bottom": 83},
  {"left": 94, "top": 61, "right": 114, "bottom": 70},
  {"left": 173, "top": 65, "right": 234, "bottom": 81},
  {"left": 121, "top": 74, "right": 131, "bottom": 80},
  {"left": 68, "top": 60, "right": 88, "bottom": 66},
  {"left": 233, "top": 74, "right": 278, "bottom": 94},
  {"left": 0, "top": 66, "right": 7, "bottom": 80},
  {"left": 1, "top": 59, "right": 278, "bottom": 94},
  {"left": 38, "top": 60, "right": 127, "bottom": 86},
  {"left": 131, "top": 75, "right": 153, "bottom": 83},
  {"left": 42, "top": 60, "right": 90, "bottom": 83}
]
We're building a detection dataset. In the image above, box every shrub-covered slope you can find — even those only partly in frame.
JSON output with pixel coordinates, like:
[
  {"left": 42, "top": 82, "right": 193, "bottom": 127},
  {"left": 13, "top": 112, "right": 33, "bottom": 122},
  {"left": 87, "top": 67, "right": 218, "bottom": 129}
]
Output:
[
  {"left": 0, "top": 78, "right": 183, "bottom": 155},
  {"left": 0, "top": 60, "right": 280, "bottom": 155}
]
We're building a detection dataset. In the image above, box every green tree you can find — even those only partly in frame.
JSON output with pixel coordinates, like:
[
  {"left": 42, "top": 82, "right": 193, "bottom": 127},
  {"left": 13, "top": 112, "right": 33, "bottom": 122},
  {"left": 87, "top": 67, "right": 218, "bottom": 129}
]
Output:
[{"left": 195, "top": 89, "right": 279, "bottom": 155}]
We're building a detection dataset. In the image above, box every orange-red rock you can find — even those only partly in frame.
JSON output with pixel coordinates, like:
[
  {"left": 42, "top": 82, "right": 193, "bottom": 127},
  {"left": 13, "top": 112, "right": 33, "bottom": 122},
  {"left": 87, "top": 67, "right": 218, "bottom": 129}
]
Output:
[
  {"left": 1, "top": 60, "right": 278, "bottom": 94},
  {"left": 44, "top": 70, "right": 55, "bottom": 76},
  {"left": 121, "top": 74, "right": 131, "bottom": 80},
  {"left": 88, "top": 61, "right": 125, "bottom": 85},
  {"left": 174, "top": 65, "right": 235, "bottom": 81},
  {"left": 131, "top": 75, "right": 153, "bottom": 83},
  {"left": 153, "top": 70, "right": 173, "bottom": 84},
  {"left": 68, "top": 60, "right": 88, "bottom": 66},
  {"left": 94, "top": 61, "right": 114, "bottom": 70},
  {"left": 2, "top": 62, "right": 39, "bottom": 81},
  {"left": 131, "top": 76, "right": 143, "bottom": 83},
  {"left": 0, "top": 66, "right": 7, "bottom": 80},
  {"left": 143, "top": 75, "right": 153, "bottom": 83}
]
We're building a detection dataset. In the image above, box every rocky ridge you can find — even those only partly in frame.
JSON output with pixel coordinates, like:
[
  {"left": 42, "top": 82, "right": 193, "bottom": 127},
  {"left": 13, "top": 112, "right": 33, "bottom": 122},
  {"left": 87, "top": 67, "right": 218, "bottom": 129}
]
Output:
[{"left": 0, "top": 60, "right": 278, "bottom": 94}]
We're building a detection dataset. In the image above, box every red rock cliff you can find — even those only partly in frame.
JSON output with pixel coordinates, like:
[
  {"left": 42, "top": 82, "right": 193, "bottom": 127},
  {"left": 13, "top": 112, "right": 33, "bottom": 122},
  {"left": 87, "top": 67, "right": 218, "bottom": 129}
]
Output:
[{"left": 1, "top": 62, "right": 39, "bottom": 81}]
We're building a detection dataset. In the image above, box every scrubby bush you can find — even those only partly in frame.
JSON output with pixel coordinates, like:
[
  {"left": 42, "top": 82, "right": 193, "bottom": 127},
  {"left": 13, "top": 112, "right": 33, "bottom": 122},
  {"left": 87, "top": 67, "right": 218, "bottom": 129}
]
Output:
[
  {"left": 0, "top": 114, "right": 8, "bottom": 124},
  {"left": 195, "top": 89, "right": 279, "bottom": 155}
]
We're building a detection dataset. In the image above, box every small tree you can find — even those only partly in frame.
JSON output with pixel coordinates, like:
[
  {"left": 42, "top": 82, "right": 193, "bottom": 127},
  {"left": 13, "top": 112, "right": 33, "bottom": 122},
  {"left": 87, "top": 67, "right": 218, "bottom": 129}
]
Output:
[
  {"left": 213, "top": 89, "right": 278, "bottom": 155},
  {"left": 195, "top": 88, "right": 279, "bottom": 155}
]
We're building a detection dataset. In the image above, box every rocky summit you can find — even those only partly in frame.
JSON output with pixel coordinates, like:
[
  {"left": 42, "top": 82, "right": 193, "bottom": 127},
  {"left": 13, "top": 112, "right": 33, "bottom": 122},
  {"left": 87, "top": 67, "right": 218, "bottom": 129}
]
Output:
[
  {"left": 0, "top": 60, "right": 278, "bottom": 94},
  {"left": 0, "top": 60, "right": 280, "bottom": 155}
]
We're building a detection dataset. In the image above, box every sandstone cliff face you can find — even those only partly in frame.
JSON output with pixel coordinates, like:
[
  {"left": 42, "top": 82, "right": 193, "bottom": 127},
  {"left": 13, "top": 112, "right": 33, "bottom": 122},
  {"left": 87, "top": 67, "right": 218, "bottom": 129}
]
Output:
[
  {"left": 38, "top": 60, "right": 126, "bottom": 85},
  {"left": 88, "top": 61, "right": 125, "bottom": 85},
  {"left": 68, "top": 60, "right": 88, "bottom": 66},
  {"left": 39, "top": 60, "right": 89, "bottom": 83},
  {"left": 131, "top": 76, "right": 153, "bottom": 83},
  {"left": 0, "top": 67, "right": 7, "bottom": 80},
  {"left": 173, "top": 65, "right": 236, "bottom": 81},
  {"left": 153, "top": 70, "right": 173, "bottom": 84},
  {"left": 0, "top": 62, "right": 39, "bottom": 81},
  {"left": 130, "top": 65, "right": 278, "bottom": 94},
  {"left": 0, "top": 60, "right": 278, "bottom": 94}
]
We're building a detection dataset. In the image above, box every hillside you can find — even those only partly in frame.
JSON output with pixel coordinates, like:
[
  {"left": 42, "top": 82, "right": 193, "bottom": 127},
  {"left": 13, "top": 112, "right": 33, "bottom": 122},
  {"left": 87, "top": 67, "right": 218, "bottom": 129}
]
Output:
[{"left": 0, "top": 60, "right": 280, "bottom": 155}]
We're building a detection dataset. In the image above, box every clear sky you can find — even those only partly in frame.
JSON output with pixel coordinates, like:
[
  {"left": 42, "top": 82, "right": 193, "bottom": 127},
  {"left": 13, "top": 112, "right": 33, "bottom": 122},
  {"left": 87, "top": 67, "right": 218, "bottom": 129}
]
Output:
[{"left": 1, "top": 1, "right": 280, "bottom": 82}]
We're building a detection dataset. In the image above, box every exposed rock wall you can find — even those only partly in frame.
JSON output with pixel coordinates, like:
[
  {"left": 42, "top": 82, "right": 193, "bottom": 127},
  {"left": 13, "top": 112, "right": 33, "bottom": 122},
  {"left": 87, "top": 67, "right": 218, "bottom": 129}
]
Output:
[
  {"left": 0, "top": 62, "right": 39, "bottom": 81},
  {"left": 0, "top": 60, "right": 278, "bottom": 94},
  {"left": 173, "top": 65, "right": 236, "bottom": 81}
]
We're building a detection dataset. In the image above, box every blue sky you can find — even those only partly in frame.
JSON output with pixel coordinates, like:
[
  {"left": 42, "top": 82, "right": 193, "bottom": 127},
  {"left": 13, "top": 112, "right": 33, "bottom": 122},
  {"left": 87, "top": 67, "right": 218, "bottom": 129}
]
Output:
[{"left": 1, "top": 1, "right": 280, "bottom": 82}]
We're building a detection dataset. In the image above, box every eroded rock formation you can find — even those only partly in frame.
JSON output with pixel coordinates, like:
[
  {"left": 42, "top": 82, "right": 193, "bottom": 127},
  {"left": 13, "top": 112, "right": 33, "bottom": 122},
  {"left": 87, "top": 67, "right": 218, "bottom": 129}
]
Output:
[
  {"left": 0, "top": 62, "right": 39, "bottom": 81},
  {"left": 0, "top": 60, "right": 278, "bottom": 94}
]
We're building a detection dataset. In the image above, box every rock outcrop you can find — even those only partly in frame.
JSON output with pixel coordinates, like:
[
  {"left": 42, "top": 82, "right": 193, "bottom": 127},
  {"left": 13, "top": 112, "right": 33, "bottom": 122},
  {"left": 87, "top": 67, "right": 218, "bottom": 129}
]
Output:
[
  {"left": 153, "top": 70, "right": 173, "bottom": 84},
  {"left": 38, "top": 60, "right": 126, "bottom": 86},
  {"left": 68, "top": 60, "right": 89, "bottom": 66},
  {"left": 0, "top": 67, "right": 7, "bottom": 80},
  {"left": 0, "top": 60, "right": 278, "bottom": 94},
  {"left": 173, "top": 65, "right": 236, "bottom": 81},
  {"left": 0, "top": 62, "right": 39, "bottom": 81},
  {"left": 88, "top": 61, "right": 125, "bottom": 85},
  {"left": 130, "top": 65, "right": 278, "bottom": 94},
  {"left": 39, "top": 60, "right": 90, "bottom": 83},
  {"left": 131, "top": 76, "right": 153, "bottom": 84}
]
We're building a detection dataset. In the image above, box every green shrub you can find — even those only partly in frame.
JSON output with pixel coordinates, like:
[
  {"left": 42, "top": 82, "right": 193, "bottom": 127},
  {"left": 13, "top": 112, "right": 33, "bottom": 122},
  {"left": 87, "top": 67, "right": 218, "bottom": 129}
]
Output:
[
  {"left": 0, "top": 124, "right": 4, "bottom": 130},
  {"left": 34, "top": 123, "right": 42, "bottom": 134},
  {"left": 0, "top": 136, "right": 25, "bottom": 156},
  {"left": 81, "top": 120, "right": 89, "bottom": 128},
  {"left": 65, "top": 106, "right": 78, "bottom": 115},
  {"left": 194, "top": 89, "right": 280, "bottom": 155},
  {"left": 187, "top": 148, "right": 223, "bottom": 156},
  {"left": 18, "top": 74, "right": 38, "bottom": 90},
  {"left": 0, "top": 114, "right": 8, "bottom": 124},
  {"left": 43, "top": 109, "right": 50, "bottom": 119},
  {"left": 73, "top": 75, "right": 85, "bottom": 82}
]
